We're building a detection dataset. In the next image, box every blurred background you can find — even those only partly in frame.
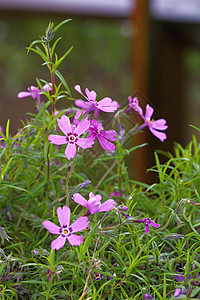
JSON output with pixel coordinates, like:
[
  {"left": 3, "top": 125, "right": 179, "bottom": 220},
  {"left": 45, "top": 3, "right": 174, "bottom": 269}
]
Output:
[{"left": 1, "top": 0, "right": 200, "bottom": 182}]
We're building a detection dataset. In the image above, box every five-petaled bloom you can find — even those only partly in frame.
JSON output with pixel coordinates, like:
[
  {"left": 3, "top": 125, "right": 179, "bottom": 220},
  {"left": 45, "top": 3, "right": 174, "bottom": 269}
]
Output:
[
  {"left": 17, "top": 83, "right": 52, "bottom": 104},
  {"left": 133, "top": 218, "right": 160, "bottom": 235},
  {"left": 42, "top": 206, "right": 89, "bottom": 250},
  {"left": 74, "top": 85, "right": 118, "bottom": 114},
  {"left": 48, "top": 115, "right": 94, "bottom": 160},
  {"left": 128, "top": 97, "right": 168, "bottom": 142},
  {"left": 94, "top": 273, "right": 103, "bottom": 280},
  {"left": 72, "top": 192, "right": 116, "bottom": 214},
  {"left": 88, "top": 120, "right": 117, "bottom": 152}
]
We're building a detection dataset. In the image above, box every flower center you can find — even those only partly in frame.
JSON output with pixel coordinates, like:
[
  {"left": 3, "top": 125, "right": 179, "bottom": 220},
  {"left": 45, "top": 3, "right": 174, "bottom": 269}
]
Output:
[
  {"left": 60, "top": 225, "right": 73, "bottom": 237},
  {"left": 65, "top": 132, "right": 78, "bottom": 144}
]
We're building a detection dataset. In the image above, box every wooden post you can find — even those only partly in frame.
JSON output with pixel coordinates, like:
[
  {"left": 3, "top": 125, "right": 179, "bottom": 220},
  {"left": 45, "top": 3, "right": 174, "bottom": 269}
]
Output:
[{"left": 131, "top": 0, "right": 152, "bottom": 183}]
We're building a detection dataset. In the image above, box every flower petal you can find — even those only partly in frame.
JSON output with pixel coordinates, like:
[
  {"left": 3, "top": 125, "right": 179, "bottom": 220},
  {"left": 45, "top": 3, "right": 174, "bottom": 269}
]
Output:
[
  {"left": 76, "top": 137, "right": 94, "bottom": 149},
  {"left": 100, "top": 130, "right": 117, "bottom": 141},
  {"left": 72, "top": 193, "right": 88, "bottom": 208},
  {"left": 75, "top": 99, "right": 90, "bottom": 110},
  {"left": 148, "top": 220, "right": 160, "bottom": 228},
  {"left": 70, "top": 216, "right": 89, "bottom": 233},
  {"left": 98, "top": 199, "right": 116, "bottom": 212},
  {"left": 98, "top": 136, "right": 116, "bottom": 152},
  {"left": 85, "top": 88, "right": 97, "bottom": 101},
  {"left": 74, "top": 118, "right": 90, "bottom": 136},
  {"left": 67, "top": 234, "right": 83, "bottom": 246},
  {"left": 57, "top": 115, "right": 72, "bottom": 135},
  {"left": 74, "top": 85, "right": 88, "bottom": 100},
  {"left": 145, "top": 224, "right": 150, "bottom": 234},
  {"left": 97, "top": 98, "right": 118, "bottom": 112},
  {"left": 48, "top": 135, "right": 67, "bottom": 145},
  {"left": 65, "top": 143, "right": 77, "bottom": 160},
  {"left": 150, "top": 119, "right": 168, "bottom": 130},
  {"left": 57, "top": 206, "right": 70, "bottom": 227},
  {"left": 149, "top": 127, "right": 167, "bottom": 142},
  {"left": 42, "top": 220, "right": 60, "bottom": 234},
  {"left": 144, "top": 104, "right": 154, "bottom": 121},
  {"left": 42, "top": 83, "right": 52, "bottom": 92},
  {"left": 51, "top": 235, "right": 66, "bottom": 250},
  {"left": 17, "top": 92, "right": 32, "bottom": 98}
]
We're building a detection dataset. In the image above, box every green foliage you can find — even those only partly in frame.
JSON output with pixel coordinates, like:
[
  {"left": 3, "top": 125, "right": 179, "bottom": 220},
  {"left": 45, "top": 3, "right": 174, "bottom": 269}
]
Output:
[{"left": 0, "top": 19, "right": 200, "bottom": 300}]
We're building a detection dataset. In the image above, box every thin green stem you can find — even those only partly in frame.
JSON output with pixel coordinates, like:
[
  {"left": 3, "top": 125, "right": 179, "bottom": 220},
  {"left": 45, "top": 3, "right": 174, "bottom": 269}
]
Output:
[
  {"left": 66, "top": 155, "right": 77, "bottom": 206},
  {"left": 46, "top": 43, "right": 55, "bottom": 113}
]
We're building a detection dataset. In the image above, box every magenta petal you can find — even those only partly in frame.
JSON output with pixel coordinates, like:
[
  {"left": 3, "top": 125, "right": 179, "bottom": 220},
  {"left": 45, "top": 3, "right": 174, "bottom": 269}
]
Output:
[
  {"left": 17, "top": 92, "right": 32, "bottom": 98},
  {"left": 148, "top": 220, "right": 160, "bottom": 228},
  {"left": 67, "top": 234, "right": 83, "bottom": 246},
  {"left": 76, "top": 137, "right": 94, "bottom": 149},
  {"left": 42, "top": 220, "right": 60, "bottom": 234},
  {"left": 42, "top": 83, "right": 52, "bottom": 92},
  {"left": 100, "top": 130, "right": 117, "bottom": 141},
  {"left": 98, "top": 136, "right": 116, "bottom": 152},
  {"left": 98, "top": 199, "right": 116, "bottom": 212},
  {"left": 74, "top": 85, "right": 87, "bottom": 99},
  {"left": 75, "top": 99, "right": 90, "bottom": 110},
  {"left": 74, "top": 118, "right": 90, "bottom": 136},
  {"left": 57, "top": 206, "right": 70, "bottom": 227},
  {"left": 145, "top": 105, "right": 154, "bottom": 121},
  {"left": 149, "top": 128, "right": 167, "bottom": 142},
  {"left": 97, "top": 98, "right": 118, "bottom": 112},
  {"left": 151, "top": 119, "right": 168, "bottom": 130},
  {"left": 48, "top": 135, "right": 67, "bottom": 145},
  {"left": 89, "top": 192, "right": 101, "bottom": 201},
  {"left": 65, "top": 143, "right": 77, "bottom": 160},
  {"left": 51, "top": 235, "right": 66, "bottom": 250},
  {"left": 85, "top": 88, "right": 97, "bottom": 101},
  {"left": 72, "top": 193, "right": 88, "bottom": 207},
  {"left": 145, "top": 224, "right": 150, "bottom": 234},
  {"left": 70, "top": 216, "right": 89, "bottom": 233},
  {"left": 57, "top": 115, "right": 72, "bottom": 135}
]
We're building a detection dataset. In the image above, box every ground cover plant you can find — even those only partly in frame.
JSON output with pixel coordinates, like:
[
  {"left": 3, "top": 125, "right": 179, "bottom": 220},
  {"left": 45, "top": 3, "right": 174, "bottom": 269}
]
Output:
[{"left": 1, "top": 20, "right": 200, "bottom": 300}]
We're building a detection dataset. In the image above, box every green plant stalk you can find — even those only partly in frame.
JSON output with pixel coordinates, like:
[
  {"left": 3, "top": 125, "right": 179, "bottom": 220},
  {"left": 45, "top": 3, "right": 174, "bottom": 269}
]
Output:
[
  {"left": 46, "top": 43, "right": 55, "bottom": 113},
  {"left": 66, "top": 155, "right": 77, "bottom": 206}
]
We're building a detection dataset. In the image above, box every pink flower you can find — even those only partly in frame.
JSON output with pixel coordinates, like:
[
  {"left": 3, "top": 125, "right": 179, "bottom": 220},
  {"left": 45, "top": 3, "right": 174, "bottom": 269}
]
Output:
[
  {"left": 133, "top": 218, "right": 160, "bottom": 235},
  {"left": 128, "top": 97, "right": 168, "bottom": 142},
  {"left": 42, "top": 206, "right": 89, "bottom": 250},
  {"left": 74, "top": 85, "right": 118, "bottom": 114},
  {"left": 48, "top": 115, "right": 94, "bottom": 160},
  {"left": 88, "top": 120, "right": 117, "bottom": 152},
  {"left": 17, "top": 83, "right": 52, "bottom": 104},
  {"left": 72, "top": 192, "right": 116, "bottom": 214},
  {"left": 174, "top": 288, "right": 185, "bottom": 298}
]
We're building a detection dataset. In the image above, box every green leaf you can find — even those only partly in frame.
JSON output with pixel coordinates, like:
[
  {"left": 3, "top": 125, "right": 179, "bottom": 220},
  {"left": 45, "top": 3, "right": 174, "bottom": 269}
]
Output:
[{"left": 54, "top": 19, "right": 72, "bottom": 32}]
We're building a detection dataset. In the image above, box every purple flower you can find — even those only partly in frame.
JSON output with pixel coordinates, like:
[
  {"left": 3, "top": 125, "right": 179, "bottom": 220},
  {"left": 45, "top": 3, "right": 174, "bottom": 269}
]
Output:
[
  {"left": 17, "top": 83, "right": 52, "bottom": 104},
  {"left": 74, "top": 85, "right": 118, "bottom": 114},
  {"left": 94, "top": 273, "right": 103, "bottom": 280},
  {"left": 48, "top": 115, "right": 94, "bottom": 160},
  {"left": 120, "top": 206, "right": 128, "bottom": 211},
  {"left": 72, "top": 192, "right": 116, "bottom": 214},
  {"left": 174, "top": 288, "right": 185, "bottom": 298},
  {"left": 175, "top": 263, "right": 200, "bottom": 283},
  {"left": 133, "top": 218, "right": 160, "bottom": 235},
  {"left": 144, "top": 294, "right": 153, "bottom": 300},
  {"left": 88, "top": 120, "right": 117, "bottom": 152},
  {"left": 128, "top": 97, "right": 168, "bottom": 142},
  {"left": 42, "top": 206, "right": 89, "bottom": 250}
]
